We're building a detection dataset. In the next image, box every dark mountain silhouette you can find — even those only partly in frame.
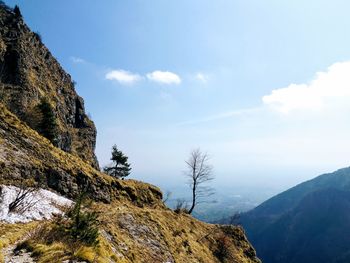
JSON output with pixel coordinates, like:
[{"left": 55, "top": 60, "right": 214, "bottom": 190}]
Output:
[{"left": 240, "top": 167, "right": 350, "bottom": 263}]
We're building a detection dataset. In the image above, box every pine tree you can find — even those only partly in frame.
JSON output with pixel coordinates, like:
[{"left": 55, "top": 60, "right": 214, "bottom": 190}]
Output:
[
  {"left": 104, "top": 145, "right": 131, "bottom": 178},
  {"left": 37, "top": 99, "right": 58, "bottom": 146}
]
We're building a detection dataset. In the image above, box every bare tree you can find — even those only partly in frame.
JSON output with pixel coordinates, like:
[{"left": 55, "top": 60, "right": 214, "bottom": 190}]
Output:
[
  {"left": 8, "top": 184, "right": 39, "bottom": 213},
  {"left": 185, "top": 148, "right": 214, "bottom": 214}
]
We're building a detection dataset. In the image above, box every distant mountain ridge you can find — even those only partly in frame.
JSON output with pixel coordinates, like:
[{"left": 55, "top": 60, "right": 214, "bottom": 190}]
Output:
[{"left": 241, "top": 167, "right": 350, "bottom": 263}]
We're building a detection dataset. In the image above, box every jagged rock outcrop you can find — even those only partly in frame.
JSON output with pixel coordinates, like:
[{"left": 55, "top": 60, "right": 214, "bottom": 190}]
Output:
[
  {"left": 0, "top": 3, "right": 99, "bottom": 169},
  {"left": 0, "top": 103, "right": 162, "bottom": 205}
]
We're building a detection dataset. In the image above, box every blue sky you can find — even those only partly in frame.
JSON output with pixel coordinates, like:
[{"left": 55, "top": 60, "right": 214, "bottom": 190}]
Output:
[{"left": 5, "top": 0, "right": 350, "bottom": 197}]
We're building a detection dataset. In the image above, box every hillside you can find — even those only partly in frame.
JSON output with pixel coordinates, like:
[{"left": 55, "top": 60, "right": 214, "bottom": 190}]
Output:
[
  {"left": 0, "top": 3, "right": 260, "bottom": 263},
  {"left": 0, "top": 2, "right": 98, "bottom": 168},
  {"left": 241, "top": 167, "right": 350, "bottom": 263},
  {"left": 0, "top": 102, "right": 162, "bottom": 204},
  {"left": 0, "top": 73, "right": 260, "bottom": 263}
]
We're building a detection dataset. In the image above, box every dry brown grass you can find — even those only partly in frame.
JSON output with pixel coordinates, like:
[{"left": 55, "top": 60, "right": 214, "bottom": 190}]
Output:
[
  {"left": 90, "top": 201, "right": 259, "bottom": 263},
  {"left": 4, "top": 201, "right": 260, "bottom": 263},
  {"left": 0, "top": 222, "right": 39, "bottom": 263}
]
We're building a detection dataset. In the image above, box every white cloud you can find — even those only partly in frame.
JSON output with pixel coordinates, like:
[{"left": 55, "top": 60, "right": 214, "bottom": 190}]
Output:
[
  {"left": 178, "top": 61, "right": 350, "bottom": 126},
  {"left": 146, "top": 70, "right": 181, "bottom": 85},
  {"left": 263, "top": 61, "right": 350, "bottom": 113},
  {"left": 195, "top": 73, "right": 209, "bottom": 83},
  {"left": 70, "top": 56, "right": 86, "bottom": 64},
  {"left": 105, "top": 70, "right": 142, "bottom": 85}
]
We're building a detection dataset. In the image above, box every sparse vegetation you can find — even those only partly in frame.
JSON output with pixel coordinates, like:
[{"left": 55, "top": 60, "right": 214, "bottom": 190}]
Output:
[
  {"left": 214, "top": 234, "right": 232, "bottom": 262},
  {"left": 174, "top": 198, "right": 189, "bottom": 214},
  {"left": 9, "top": 196, "right": 100, "bottom": 262},
  {"left": 8, "top": 184, "right": 39, "bottom": 214},
  {"left": 0, "top": 222, "right": 39, "bottom": 262}
]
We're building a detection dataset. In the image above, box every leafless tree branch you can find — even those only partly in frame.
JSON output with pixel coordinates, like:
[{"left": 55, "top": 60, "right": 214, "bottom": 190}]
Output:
[
  {"left": 174, "top": 198, "right": 189, "bottom": 213},
  {"left": 8, "top": 183, "right": 39, "bottom": 214},
  {"left": 163, "top": 190, "right": 172, "bottom": 204}
]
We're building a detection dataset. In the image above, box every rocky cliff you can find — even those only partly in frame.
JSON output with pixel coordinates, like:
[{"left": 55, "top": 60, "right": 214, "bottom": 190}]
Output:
[
  {"left": 0, "top": 3, "right": 99, "bottom": 169},
  {"left": 0, "top": 3, "right": 260, "bottom": 263}
]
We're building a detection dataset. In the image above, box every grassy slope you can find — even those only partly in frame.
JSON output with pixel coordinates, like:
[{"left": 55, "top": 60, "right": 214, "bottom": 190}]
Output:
[
  {"left": 0, "top": 222, "right": 38, "bottom": 262},
  {"left": 8, "top": 202, "right": 258, "bottom": 263},
  {"left": 0, "top": 103, "right": 260, "bottom": 263}
]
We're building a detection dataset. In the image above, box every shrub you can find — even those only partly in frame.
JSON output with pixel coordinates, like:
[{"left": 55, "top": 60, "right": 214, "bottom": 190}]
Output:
[
  {"left": 174, "top": 199, "right": 189, "bottom": 214},
  {"left": 214, "top": 234, "right": 232, "bottom": 262},
  {"left": 65, "top": 194, "right": 99, "bottom": 246}
]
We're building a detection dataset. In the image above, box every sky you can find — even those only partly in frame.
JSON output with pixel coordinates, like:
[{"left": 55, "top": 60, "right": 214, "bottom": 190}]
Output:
[{"left": 5, "top": 0, "right": 350, "bottom": 199}]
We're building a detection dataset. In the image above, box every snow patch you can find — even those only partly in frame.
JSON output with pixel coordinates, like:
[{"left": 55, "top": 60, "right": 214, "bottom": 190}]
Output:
[{"left": 0, "top": 185, "right": 72, "bottom": 223}]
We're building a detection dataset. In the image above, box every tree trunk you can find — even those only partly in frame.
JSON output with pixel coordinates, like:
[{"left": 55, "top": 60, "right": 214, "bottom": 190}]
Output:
[{"left": 188, "top": 184, "right": 196, "bottom": 214}]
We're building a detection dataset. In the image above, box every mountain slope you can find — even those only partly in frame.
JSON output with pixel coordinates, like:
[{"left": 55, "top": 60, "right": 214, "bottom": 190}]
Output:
[
  {"left": 0, "top": 3, "right": 99, "bottom": 168},
  {"left": 0, "top": 102, "right": 161, "bottom": 204},
  {"left": 0, "top": 3, "right": 260, "bottom": 263},
  {"left": 0, "top": 98, "right": 260, "bottom": 263},
  {"left": 241, "top": 168, "right": 350, "bottom": 263}
]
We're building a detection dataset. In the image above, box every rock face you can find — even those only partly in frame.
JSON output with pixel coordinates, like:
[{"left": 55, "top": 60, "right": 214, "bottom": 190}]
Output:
[
  {"left": 0, "top": 3, "right": 99, "bottom": 169},
  {"left": 0, "top": 102, "right": 163, "bottom": 204}
]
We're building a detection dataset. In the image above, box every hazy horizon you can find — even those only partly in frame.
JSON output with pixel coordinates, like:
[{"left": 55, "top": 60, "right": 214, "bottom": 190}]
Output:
[{"left": 6, "top": 0, "right": 350, "bottom": 203}]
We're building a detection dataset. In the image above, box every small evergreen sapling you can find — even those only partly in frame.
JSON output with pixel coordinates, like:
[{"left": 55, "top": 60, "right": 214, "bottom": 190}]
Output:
[
  {"left": 104, "top": 145, "right": 131, "bottom": 178},
  {"left": 65, "top": 193, "right": 99, "bottom": 246}
]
